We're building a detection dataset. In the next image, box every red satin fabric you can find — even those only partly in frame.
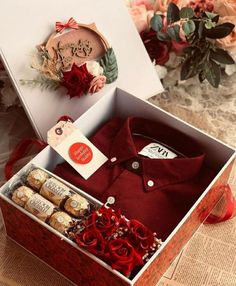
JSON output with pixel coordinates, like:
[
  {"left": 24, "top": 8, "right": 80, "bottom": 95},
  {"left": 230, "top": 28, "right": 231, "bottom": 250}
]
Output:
[
  {"left": 205, "top": 184, "right": 235, "bottom": 224},
  {"left": 4, "top": 138, "right": 47, "bottom": 180}
]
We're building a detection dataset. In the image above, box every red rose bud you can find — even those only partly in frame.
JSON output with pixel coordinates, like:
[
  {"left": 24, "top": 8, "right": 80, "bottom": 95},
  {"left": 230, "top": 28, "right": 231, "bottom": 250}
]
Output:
[
  {"left": 128, "top": 219, "right": 155, "bottom": 256},
  {"left": 75, "top": 228, "right": 106, "bottom": 257},
  {"left": 107, "top": 238, "right": 144, "bottom": 276},
  {"left": 62, "top": 63, "right": 94, "bottom": 98}
]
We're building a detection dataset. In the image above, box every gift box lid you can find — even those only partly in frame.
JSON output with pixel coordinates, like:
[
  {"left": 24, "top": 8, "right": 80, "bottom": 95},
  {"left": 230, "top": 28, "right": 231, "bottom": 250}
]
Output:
[{"left": 0, "top": 0, "right": 163, "bottom": 140}]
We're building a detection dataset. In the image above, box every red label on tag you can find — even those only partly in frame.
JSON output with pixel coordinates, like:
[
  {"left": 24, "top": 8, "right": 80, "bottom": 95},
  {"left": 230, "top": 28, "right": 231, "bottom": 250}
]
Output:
[{"left": 69, "top": 143, "right": 93, "bottom": 164}]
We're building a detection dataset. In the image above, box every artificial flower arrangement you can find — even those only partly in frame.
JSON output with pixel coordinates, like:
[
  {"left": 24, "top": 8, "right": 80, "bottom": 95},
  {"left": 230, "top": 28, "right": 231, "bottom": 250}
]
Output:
[
  {"left": 20, "top": 18, "right": 118, "bottom": 98},
  {"left": 127, "top": 0, "right": 236, "bottom": 88},
  {"left": 67, "top": 205, "right": 162, "bottom": 277}
]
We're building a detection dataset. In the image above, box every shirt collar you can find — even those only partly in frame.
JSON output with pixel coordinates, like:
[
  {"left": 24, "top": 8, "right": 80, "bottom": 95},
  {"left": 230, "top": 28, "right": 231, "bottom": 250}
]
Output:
[{"left": 108, "top": 116, "right": 205, "bottom": 192}]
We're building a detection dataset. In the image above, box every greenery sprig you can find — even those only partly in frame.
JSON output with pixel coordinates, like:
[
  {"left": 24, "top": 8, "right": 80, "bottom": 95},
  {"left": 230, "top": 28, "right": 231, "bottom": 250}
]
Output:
[
  {"left": 151, "top": 3, "right": 235, "bottom": 88},
  {"left": 20, "top": 76, "right": 60, "bottom": 91}
]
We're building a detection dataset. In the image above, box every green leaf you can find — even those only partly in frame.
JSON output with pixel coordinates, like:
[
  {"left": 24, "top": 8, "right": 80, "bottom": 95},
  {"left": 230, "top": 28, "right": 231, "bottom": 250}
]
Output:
[
  {"left": 182, "top": 20, "right": 196, "bottom": 35},
  {"left": 204, "top": 59, "right": 221, "bottom": 88},
  {"left": 157, "top": 31, "right": 171, "bottom": 41},
  {"left": 180, "top": 7, "right": 194, "bottom": 19},
  {"left": 210, "top": 48, "right": 235, "bottom": 64},
  {"left": 199, "top": 71, "right": 205, "bottom": 83},
  {"left": 167, "top": 25, "right": 181, "bottom": 42},
  {"left": 204, "top": 22, "right": 235, "bottom": 39},
  {"left": 205, "top": 12, "right": 218, "bottom": 19},
  {"left": 212, "top": 15, "right": 219, "bottom": 23},
  {"left": 205, "top": 20, "right": 216, "bottom": 29},
  {"left": 99, "top": 48, "right": 118, "bottom": 84},
  {"left": 19, "top": 77, "right": 60, "bottom": 91},
  {"left": 198, "top": 21, "right": 204, "bottom": 38},
  {"left": 183, "top": 46, "right": 196, "bottom": 54},
  {"left": 167, "top": 2, "right": 180, "bottom": 24},
  {"left": 150, "top": 14, "right": 163, "bottom": 32},
  {"left": 181, "top": 56, "right": 199, "bottom": 80}
]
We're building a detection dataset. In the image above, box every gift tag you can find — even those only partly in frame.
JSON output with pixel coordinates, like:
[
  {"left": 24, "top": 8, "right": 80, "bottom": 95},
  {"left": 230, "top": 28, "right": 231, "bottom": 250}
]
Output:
[
  {"left": 47, "top": 121, "right": 107, "bottom": 179},
  {"left": 138, "top": 143, "right": 177, "bottom": 159}
]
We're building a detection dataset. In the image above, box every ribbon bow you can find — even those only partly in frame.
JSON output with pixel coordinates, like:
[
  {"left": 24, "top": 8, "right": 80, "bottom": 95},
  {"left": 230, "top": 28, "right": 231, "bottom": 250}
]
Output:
[{"left": 55, "top": 17, "right": 78, "bottom": 33}]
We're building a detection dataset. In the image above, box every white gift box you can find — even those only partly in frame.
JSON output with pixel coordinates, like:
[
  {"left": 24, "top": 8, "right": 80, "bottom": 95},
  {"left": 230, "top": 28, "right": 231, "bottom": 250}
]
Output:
[{"left": 0, "top": 87, "right": 235, "bottom": 286}]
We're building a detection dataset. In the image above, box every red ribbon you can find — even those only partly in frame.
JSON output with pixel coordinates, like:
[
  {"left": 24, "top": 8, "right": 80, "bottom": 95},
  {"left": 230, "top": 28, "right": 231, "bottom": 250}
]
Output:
[
  {"left": 55, "top": 17, "right": 78, "bottom": 33},
  {"left": 4, "top": 116, "right": 74, "bottom": 180},
  {"left": 4, "top": 139, "right": 47, "bottom": 180},
  {"left": 57, "top": 115, "right": 74, "bottom": 123},
  {"left": 204, "top": 184, "right": 235, "bottom": 224}
]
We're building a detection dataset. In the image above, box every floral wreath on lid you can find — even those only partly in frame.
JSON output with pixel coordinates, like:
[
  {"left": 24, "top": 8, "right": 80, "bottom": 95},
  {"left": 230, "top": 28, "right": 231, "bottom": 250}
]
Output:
[{"left": 21, "top": 18, "right": 118, "bottom": 98}]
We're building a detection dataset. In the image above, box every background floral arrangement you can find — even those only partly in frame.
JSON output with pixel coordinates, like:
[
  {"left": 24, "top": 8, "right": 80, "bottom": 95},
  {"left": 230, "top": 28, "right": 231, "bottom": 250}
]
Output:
[
  {"left": 127, "top": 0, "right": 236, "bottom": 88},
  {"left": 67, "top": 205, "right": 162, "bottom": 277}
]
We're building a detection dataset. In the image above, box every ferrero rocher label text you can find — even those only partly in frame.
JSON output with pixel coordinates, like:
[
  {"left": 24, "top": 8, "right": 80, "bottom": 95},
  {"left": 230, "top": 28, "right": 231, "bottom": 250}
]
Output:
[
  {"left": 44, "top": 178, "right": 70, "bottom": 197},
  {"left": 26, "top": 194, "right": 54, "bottom": 214}
]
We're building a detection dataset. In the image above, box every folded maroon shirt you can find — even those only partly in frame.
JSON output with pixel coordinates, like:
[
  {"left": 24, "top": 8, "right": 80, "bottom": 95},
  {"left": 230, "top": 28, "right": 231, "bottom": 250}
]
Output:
[{"left": 54, "top": 116, "right": 216, "bottom": 240}]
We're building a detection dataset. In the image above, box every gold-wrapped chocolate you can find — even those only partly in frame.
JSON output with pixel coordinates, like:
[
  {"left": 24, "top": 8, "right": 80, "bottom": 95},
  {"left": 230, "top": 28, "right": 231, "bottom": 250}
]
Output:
[
  {"left": 49, "top": 211, "right": 72, "bottom": 233},
  {"left": 12, "top": 186, "right": 34, "bottom": 207},
  {"left": 40, "top": 177, "right": 71, "bottom": 207},
  {"left": 64, "top": 194, "right": 89, "bottom": 217},
  {"left": 26, "top": 169, "right": 49, "bottom": 191},
  {"left": 25, "top": 193, "right": 55, "bottom": 221}
]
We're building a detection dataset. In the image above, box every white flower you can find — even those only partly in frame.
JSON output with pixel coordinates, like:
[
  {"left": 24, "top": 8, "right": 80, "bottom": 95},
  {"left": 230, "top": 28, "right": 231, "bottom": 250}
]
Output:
[
  {"left": 225, "top": 52, "right": 236, "bottom": 76},
  {"left": 1, "top": 85, "right": 20, "bottom": 108},
  {"left": 86, "top": 61, "right": 103, "bottom": 77},
  {"left": 155, "top": 64, "right": 167, "bottom": 80},
  {"left": 225, "top": 64, "right": 236, "bottom": 76},
  {"left": 165, "top": 52, "right": 182, "bottom": 69}
]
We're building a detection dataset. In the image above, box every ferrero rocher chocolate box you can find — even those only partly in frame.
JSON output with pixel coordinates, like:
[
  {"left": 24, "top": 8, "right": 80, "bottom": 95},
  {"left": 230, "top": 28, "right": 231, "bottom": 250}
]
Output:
[{"left": 0, "top": 88, "right": 235, "bottom": 286}]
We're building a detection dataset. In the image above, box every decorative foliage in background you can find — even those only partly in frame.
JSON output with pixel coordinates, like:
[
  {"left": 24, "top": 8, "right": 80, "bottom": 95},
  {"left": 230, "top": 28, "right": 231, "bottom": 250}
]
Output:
[{"left": 127, "top": 0, "right": 236, "bottom": 88}]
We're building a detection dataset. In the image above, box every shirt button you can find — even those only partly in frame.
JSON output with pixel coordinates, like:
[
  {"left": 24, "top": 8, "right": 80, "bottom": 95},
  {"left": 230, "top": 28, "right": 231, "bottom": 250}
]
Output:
[
  {"left": 110, "top": 157, "right": 117, "bottom": 163},
  {"left": 147, "top": 180, "right": 154, "bottom": 187},
  {"left": 131, "top": 161, "right": 140, "bottom": 170},
  {"left": 106, "top": 196, "right": 116, "bottom": 205}
]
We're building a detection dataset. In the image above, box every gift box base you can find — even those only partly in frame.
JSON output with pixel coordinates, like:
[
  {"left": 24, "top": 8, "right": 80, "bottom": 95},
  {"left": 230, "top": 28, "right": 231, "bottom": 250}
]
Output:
[{"left": 0, "top": 88, "right": 235, "bottom": 286}]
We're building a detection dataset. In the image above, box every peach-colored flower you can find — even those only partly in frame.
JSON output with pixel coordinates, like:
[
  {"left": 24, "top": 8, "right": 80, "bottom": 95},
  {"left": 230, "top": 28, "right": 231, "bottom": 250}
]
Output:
[
  {"left": 129, "top": 5, "right": 154, "bottom": 33},
  {"left": 217, "top": 16, "right": 236, "bottom": 56},
  {"left": 128, "top": 0, "right": 155, "bottom": 10},
  {"left": 154, "top": 0, "right": 189, "bottom": 13},
  {"left": 88, "top": 75, "right": 106, "bottom": 94},
  {"left": 214, "top": 0, "right": 236, "bottom": 17}
]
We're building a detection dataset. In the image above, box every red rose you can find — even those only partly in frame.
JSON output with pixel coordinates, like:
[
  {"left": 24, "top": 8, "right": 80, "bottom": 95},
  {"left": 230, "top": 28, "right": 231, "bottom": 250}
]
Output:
[
  {"left": 107, "top": 238, "right": 143, "bottom": 276},
  {"left": 62, "top": 63, "right": 94, "bottom": 98},
  {"left": 128, "top": 219, "right": 155, "bottom": 256},
  {"left": 75, "top": 228, "right": 106, "bottom": 257},
  {"left": 141, "top": 29, "right": 170, "bottom": 65},
  {"left": 90, "top": 206, "right": 120, "bottom": 237}
]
